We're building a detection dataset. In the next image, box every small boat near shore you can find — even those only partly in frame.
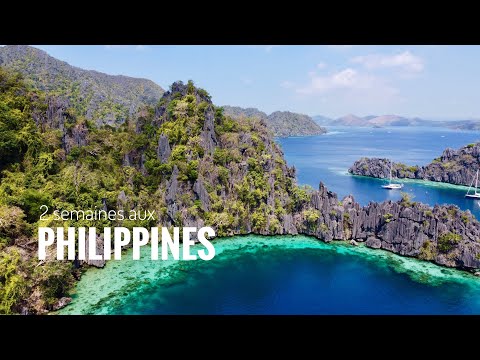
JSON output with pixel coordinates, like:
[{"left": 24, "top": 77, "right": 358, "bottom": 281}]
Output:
[
  {"left": 382, "top": 160, "right": 404, "bottom": 190},
  {"left": 465, "top": 169, "right": 480, "bottom": 199}
]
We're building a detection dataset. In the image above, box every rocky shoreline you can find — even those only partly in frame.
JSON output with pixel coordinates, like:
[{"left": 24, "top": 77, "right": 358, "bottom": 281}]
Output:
[
  {"left": 295, "top": 183, "right": 480, "bottom": 272},
  {"left": 85, "top": 179, "right": 480, "bottom": 276}
]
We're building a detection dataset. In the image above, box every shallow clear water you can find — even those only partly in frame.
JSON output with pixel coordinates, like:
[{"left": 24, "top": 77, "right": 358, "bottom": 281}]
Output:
[
  {"left": 59, "top": 235, "right": 480, "bottom": 315},
  {"left": 60, "top": 126, "right": 480, "bottom": 315},
  {"left": 278, "top": 126, "right": 480, "bottom": 219}
]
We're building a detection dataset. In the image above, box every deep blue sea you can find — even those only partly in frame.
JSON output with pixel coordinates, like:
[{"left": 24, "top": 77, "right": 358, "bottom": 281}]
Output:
[
  {"left": 61, "top": 126, "right": 480, "bottom": 315},
  {"left": 278, "top": 126, "right": 480, "bottom": 219}
]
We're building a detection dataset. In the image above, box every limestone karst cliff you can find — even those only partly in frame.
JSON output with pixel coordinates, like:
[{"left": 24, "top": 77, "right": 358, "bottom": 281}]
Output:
[{"left": 349, "top": 143, "right": 480, "bottom": 187}]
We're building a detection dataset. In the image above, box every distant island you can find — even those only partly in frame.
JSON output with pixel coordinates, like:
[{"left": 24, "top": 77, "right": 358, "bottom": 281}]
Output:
[
  {"left": 349, "top": 142, "right": 480, "bottom": 187},
  {"left": 314, "top": 114, "right": 432, "bottom": 127},
  {"left": 313, "top": 112, "right": 480, "bottom": 131},
  {"left": 223, "top": 106, "right": 327, "bottom": 137},
  {"left": 443, "top": 120, "right": 480, "bottom": 131}
]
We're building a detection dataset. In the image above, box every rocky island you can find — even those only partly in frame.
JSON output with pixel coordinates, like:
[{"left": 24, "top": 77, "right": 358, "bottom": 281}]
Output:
[
  {"left": 349, "top": 142, "right": 480, "bottom": 187},
  {"left": 0, "top": 47, "right": 479, "bottom": 315},
  {"left": 223, "top": 105, "right": 327, "bottom": 137}
]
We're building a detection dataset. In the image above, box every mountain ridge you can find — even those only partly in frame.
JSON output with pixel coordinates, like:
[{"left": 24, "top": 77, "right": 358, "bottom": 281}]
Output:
[
  {"left": 330, "top": 113, "right": 432, "bottom": 127},
  {"left": 0, "top": 45, "right": 164, "bottom": 126},
  {"left": 314, "top": 113, "right": 480, "bottom": 130}
]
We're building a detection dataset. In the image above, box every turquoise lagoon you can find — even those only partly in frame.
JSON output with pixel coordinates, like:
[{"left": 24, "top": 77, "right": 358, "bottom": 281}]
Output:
[{"left": 59, "top": 235, "right": 480, "bottom": 314}]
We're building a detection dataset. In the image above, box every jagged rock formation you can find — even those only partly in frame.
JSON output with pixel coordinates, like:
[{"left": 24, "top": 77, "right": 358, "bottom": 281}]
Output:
[
  {"left": 295, "top": 183, "right": 480, "bottom": 270},
  {"left": 157, "top": 135, "right": 171, "bottom": 163},
  {"left": 0, "top": 45, "right": 164, "bottom": 126},
  {"left": 223, "top": 105, "right": 326, "bottom": 137},
  {"left": 349, "top": 143, "right": 480, "bottom": 187},
  {"left": 84, "top": 235, "right": 106, "bottom": 268},
  {"left": 31, "top": 95, "right": 89, "bottom": 155},
  {"left": 140, "top": 82, "right": 480, "bottom": 271},
  {"left": 201, "top": 106, "right": 218, "bottom": 155}
]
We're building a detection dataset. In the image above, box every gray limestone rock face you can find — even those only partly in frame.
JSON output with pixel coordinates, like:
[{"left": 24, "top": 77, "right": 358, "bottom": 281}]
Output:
[
  {"left": 64, "top": 123, "right": 88, "bottom": 154},
  {"left": 166, "top": 166, "right": 179, "bottom": 223},
  {"left": 366, "top": 236, "right": 382, "bottom": 249},
  {"left": 193, "top": 178, "right": 210, "bottom": 211},
  {"left": 201, "top": 106, "right": 218, "bottom": 155},
  {"left": 117, "top": 190, "right": 128, "bottom": 212},
  {"left": 83, "top": 235, "right": 106, "bottom": 268},
  {"left": 282, "top": 214, "right": 298, "bottom": 235},
  {"left": 157, "top": 134, "right": 171, "bottom": 163}
]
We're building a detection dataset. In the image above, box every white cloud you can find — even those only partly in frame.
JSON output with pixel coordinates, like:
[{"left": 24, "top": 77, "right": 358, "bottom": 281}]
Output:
[
  {"left": 295, "top": 68, "right": 401, "bottom": 107},
  {"left": 317, "top": 62, "right": 327, "bottom": 69},
  {"left": 242, "top": 78, "right": 254, "bottom": 85},
  {"left": 297, "top": 68, "right": 364, "bottom": 94},
  {"left": 351, "top": 51, "right": 424, "bottom": 73}
]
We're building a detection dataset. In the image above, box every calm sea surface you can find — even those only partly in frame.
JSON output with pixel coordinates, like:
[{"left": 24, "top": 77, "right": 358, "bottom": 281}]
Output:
[{"left": 278, "top": 126, "right": 480, "bottom": 219}]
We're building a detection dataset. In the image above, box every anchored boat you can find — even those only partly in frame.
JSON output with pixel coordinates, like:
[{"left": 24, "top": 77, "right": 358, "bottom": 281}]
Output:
[
  {"left": 381, "top": 160, "right": 404, "bottom": 190},
  {"left": 465, "top": 169, "right": 480, "bottom": 199}
]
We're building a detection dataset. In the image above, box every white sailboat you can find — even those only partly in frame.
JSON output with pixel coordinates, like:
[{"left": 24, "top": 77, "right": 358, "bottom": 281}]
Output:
[
  {"left": 465, "top": 169, "right": 480, "bottom": 199},
  {"left": 381, "top": 160, "right": 404, "bottom": 190}
]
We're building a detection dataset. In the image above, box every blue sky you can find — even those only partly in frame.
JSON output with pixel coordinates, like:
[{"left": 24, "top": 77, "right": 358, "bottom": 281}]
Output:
[{"left": 25, "top": 45, "right": 480, "bottom": 119}]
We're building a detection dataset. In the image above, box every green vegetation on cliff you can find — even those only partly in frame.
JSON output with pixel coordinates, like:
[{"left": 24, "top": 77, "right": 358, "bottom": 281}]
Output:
[
  {"left": 0, "top": 45, "right": 164, "bottom": 127},
  {"left": 0, "top": 67, "right": 301, "bottom": 313}
]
